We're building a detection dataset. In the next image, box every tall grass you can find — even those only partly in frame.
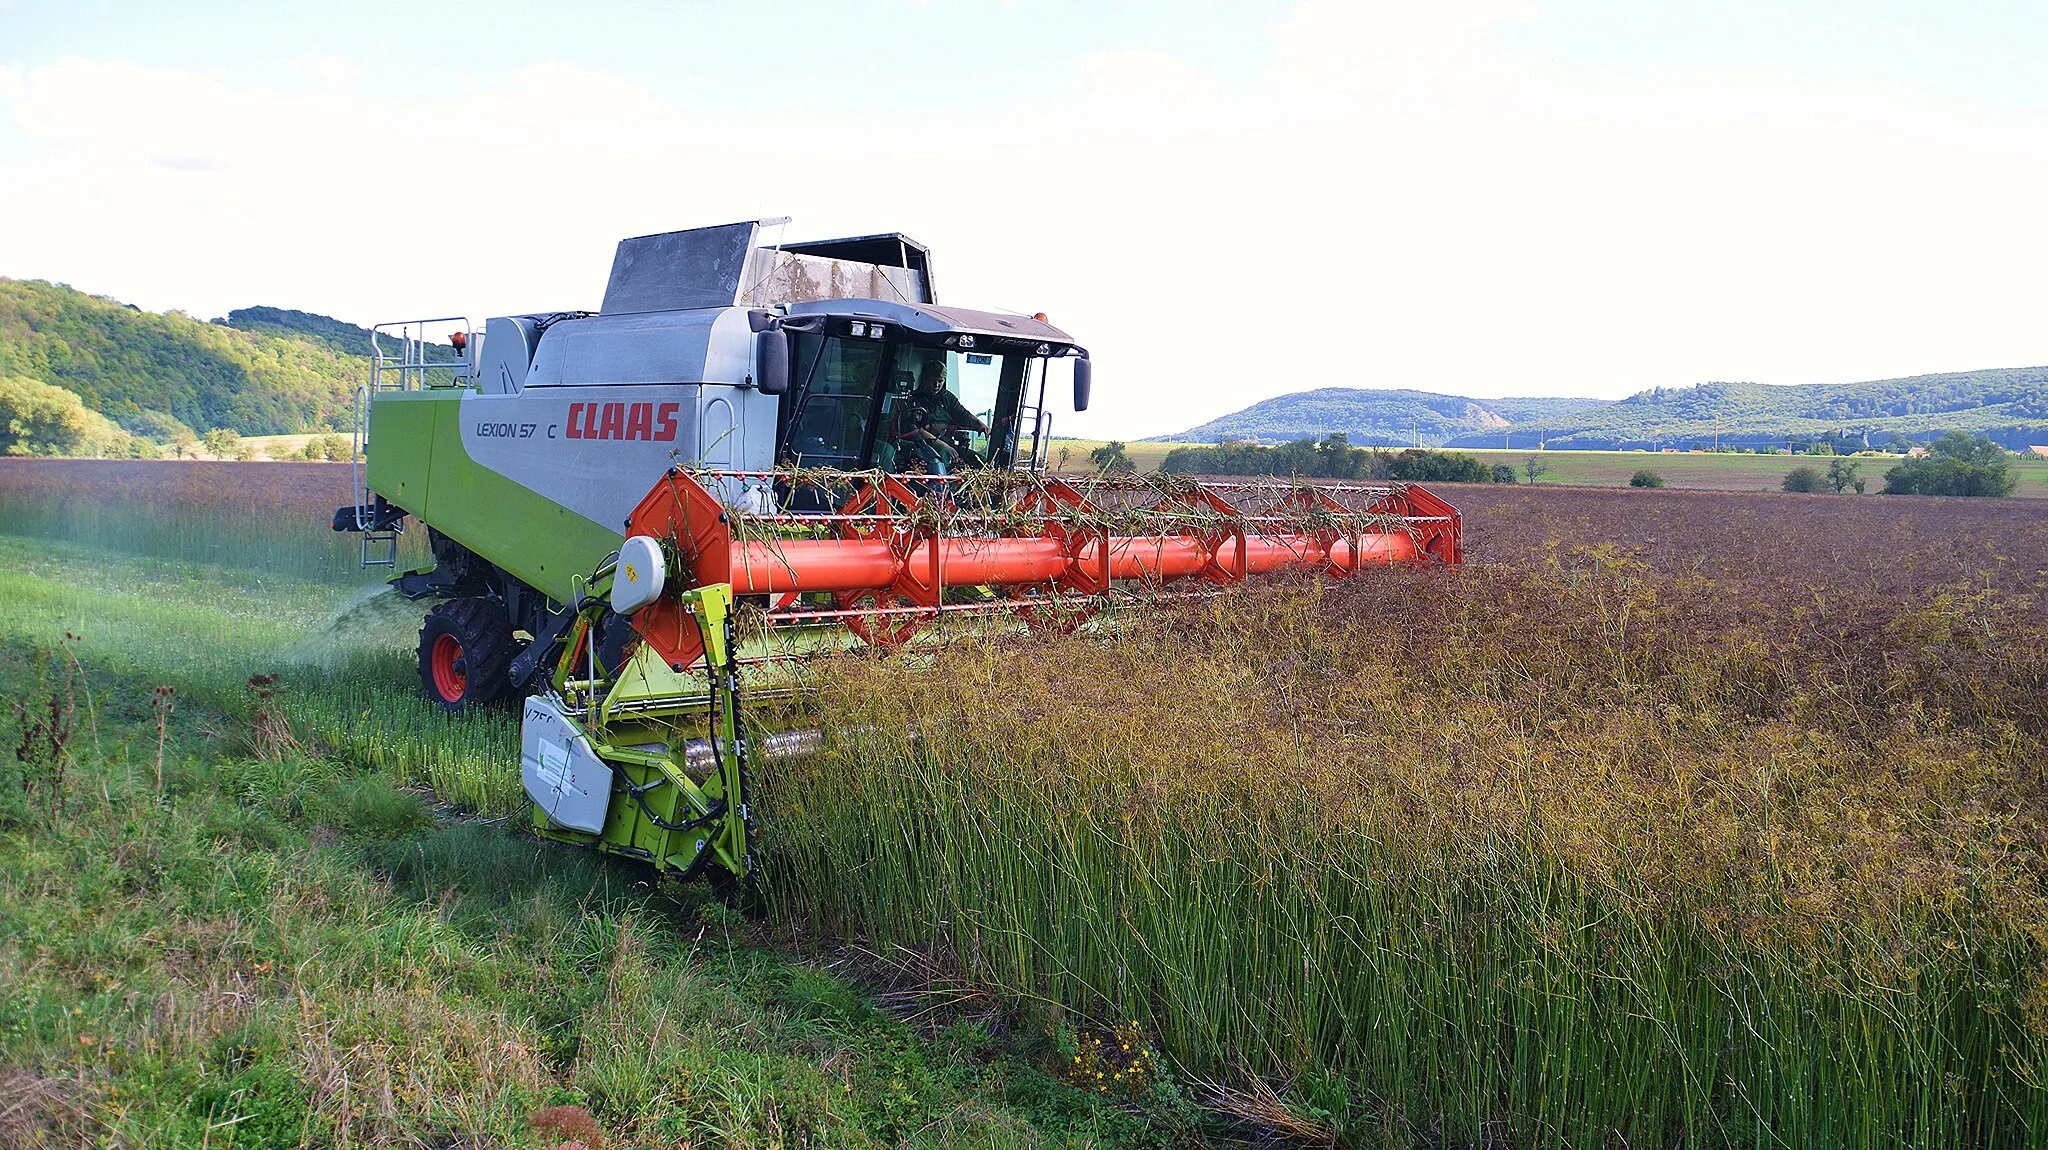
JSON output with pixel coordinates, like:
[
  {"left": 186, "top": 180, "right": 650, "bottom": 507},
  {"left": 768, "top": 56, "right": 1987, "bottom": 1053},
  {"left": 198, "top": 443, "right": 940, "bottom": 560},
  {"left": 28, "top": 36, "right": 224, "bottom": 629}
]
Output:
[
  {"left": 0, "top": 534, "right": 519, "bottom": 814},
  {"left": 769, "top": 556, "right": 2048, "bottom": 1144}
]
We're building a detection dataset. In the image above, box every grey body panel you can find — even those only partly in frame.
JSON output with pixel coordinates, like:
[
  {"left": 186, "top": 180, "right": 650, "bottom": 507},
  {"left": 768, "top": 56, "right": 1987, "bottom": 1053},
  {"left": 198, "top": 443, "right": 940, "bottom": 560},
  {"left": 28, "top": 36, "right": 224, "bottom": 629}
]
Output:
[
  {"left": 477, "top": 315, "right": 539, "bottom": 395},
  {"left": 461, "top": 303, "right": 773, "bottom": 530},
  {"left": 460, "top": 379, "right": 777, "bottom": 533},
  {"left": 523, "top": 308, "right": 754, "bottom": 389},
  {"left": 522, "top": 695, "right": 612, "bottom": 833}
]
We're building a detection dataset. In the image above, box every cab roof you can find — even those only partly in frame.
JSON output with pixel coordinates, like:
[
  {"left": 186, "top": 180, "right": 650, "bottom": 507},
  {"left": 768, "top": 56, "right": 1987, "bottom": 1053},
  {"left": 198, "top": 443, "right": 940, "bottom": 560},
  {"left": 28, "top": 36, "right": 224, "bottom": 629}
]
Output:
[{"left": 786, "top": 298, "right": 1074, "bottom": 346}]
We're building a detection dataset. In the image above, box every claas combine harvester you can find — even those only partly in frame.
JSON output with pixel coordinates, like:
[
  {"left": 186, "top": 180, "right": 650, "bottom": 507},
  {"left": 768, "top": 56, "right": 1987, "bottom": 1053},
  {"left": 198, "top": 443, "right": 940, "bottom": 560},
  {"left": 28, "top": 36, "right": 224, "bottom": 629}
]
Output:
[{"left": 335, "top": 219, "right": 1464, "bottom": 886}]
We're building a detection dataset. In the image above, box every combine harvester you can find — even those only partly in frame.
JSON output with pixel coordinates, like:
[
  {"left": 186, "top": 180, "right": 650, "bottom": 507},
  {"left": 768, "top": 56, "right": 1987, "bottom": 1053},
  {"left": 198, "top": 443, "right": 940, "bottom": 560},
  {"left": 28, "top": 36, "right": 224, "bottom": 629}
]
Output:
[{"left": 336, "top": 219, "right": 1463, "bottom": 885}]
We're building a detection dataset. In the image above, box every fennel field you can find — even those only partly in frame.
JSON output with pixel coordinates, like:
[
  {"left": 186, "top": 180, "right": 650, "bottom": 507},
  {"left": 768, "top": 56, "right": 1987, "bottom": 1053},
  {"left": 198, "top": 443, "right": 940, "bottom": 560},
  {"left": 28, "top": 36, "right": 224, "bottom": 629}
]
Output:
[{"left": 3, "top": 458, "right": 2046, "bottom": 1147}]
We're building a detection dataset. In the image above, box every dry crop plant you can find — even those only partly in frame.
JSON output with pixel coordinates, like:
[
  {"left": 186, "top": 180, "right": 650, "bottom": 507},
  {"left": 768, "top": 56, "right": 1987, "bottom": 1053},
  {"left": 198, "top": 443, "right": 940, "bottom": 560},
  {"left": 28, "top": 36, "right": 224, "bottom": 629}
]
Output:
[
  {"left": 0, "top": 458, "right": 418, "bottom": 581},
  {"left": 765, "top": 497, "right": 2048, "bottom": 1146}
]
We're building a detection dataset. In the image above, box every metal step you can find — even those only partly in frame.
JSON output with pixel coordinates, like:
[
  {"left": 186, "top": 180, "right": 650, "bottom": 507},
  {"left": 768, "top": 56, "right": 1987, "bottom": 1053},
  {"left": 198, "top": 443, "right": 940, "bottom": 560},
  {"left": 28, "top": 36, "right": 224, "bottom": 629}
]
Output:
[{"left": 361, "top": 528, "right": 398, "bottom": 568}]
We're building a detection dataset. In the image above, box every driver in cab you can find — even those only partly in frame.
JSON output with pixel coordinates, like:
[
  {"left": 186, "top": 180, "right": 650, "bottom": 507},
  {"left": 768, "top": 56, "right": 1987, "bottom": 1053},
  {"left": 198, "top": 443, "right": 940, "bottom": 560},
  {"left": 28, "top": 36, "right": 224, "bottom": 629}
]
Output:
[{"left": 891, "top": 355, "right": 985, "bottom": 473}]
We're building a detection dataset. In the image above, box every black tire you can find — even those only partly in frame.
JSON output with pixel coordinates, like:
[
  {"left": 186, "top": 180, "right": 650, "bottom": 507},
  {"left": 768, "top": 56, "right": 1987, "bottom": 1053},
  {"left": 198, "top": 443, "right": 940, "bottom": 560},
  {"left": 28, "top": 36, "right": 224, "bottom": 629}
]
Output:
[{"left": 418, "top": 598, "right": 515, "bottom": 712}]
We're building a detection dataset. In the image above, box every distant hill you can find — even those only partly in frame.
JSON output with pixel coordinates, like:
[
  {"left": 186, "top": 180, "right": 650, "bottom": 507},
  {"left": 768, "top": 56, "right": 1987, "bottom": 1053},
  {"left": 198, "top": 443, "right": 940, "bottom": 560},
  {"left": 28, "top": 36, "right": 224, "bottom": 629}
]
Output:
[
  {"left": 1166, "top": 370, "right": 2048, "bottom": 452},
  {"left": 221, "top": 306, "right": 460, "bottom": 364},
  {"left": 221, "top": 306, "right": 378, "bottom": 357},
  {"left": 1161, "top": 388, "right": 1606, "bottom": 446},
  {"left": 0, "top": 280, "right": 366, "bottom": 435},
  {"left": 1464, "top": 369, "right": 2048, "bottom": 451}
]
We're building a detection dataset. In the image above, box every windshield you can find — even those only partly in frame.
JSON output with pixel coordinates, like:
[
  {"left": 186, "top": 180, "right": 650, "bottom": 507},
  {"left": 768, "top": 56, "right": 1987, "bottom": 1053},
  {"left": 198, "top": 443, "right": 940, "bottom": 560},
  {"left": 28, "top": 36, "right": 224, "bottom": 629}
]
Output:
[{"left": 784, "top": 332, "right": 1046, "bottom": 473}]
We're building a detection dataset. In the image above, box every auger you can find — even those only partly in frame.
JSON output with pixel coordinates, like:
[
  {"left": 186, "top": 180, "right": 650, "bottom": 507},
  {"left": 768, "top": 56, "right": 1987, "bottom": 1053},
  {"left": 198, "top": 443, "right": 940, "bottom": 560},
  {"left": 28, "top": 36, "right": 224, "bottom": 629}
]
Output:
[{"left": 334, "top": 219, "right": 1463, "bottom": 883}]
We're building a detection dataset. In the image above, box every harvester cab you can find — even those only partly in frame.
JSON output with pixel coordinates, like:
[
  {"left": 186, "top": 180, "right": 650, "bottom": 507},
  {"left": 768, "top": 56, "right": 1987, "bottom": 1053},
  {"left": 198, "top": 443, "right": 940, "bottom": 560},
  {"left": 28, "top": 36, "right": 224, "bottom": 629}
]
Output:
[{"left": 335, "top": 218, "right": 1461, "bottom": 887}]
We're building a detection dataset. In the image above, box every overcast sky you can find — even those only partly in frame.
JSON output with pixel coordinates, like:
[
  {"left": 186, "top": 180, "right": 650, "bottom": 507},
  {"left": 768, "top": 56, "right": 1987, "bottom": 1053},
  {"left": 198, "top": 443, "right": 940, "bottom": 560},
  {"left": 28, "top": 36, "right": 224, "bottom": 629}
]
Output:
[{"left": 4, "top": 1, "right": 2047, "bottom": 438}]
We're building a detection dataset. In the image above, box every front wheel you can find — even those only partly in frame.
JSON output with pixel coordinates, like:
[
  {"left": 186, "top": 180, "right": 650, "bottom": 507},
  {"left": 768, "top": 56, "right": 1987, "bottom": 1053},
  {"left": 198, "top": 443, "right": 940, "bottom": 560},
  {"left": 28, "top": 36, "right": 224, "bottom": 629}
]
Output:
[{"left": 418, "top": 598, "right": 515, "bottom": 712}]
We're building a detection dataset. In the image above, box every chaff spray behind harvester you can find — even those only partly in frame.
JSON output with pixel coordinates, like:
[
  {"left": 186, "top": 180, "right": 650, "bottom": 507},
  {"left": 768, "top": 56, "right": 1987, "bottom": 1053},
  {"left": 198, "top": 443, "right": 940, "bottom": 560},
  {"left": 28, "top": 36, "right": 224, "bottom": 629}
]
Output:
[{"left": 333, "top": 219, "right": 1463, "bottom": 885}]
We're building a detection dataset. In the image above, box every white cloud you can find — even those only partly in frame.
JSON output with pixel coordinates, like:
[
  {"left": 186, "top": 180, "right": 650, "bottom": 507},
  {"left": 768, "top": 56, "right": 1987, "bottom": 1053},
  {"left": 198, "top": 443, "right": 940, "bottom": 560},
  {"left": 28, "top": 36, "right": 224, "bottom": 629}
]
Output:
[
  {"left": 1271, "top": 0, "right": 1537, "bottom": 93},
  {"left": 1074, "top": 49, "right": 1217, "bottom": 105},
  {"left": 294, "top": 53, "right": 360, "bottom": 89}
]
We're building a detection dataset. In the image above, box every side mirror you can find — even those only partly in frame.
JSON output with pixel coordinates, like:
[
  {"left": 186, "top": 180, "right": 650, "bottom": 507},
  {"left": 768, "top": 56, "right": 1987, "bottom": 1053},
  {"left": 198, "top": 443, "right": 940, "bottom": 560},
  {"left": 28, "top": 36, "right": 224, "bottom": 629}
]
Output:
[
  {"left": 757, "top": 329, "right": 790, "bottom": 395},
  {"left": 1072, "top": 356, "right": 1092, "bottom": 412}
]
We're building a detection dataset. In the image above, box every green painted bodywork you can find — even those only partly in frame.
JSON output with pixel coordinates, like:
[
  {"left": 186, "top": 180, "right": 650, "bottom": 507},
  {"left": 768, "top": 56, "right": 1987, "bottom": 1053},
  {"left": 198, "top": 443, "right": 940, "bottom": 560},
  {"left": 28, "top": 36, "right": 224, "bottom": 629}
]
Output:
[
  {"left": 533, "top": 585, "right": 752, "bottom": 878},
  {"left": 366, "top": 392, "right": 622, "bottom": 604}
]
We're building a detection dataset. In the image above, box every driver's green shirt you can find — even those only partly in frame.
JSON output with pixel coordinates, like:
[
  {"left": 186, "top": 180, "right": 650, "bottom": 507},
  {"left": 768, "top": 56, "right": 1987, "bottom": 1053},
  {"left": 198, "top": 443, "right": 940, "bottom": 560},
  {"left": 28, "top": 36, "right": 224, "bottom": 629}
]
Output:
[{"left": 897, "top": 389, "right": 977, "bottom": 438}]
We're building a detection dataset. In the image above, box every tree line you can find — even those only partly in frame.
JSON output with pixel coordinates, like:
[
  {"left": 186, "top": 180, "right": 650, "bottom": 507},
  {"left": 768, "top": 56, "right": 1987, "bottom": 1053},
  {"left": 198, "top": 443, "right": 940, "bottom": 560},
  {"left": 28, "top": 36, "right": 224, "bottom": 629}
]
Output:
[
  {"left": 1158, "top": 435, "right": 1516, "bottom": 483},
  {"left": 1780, "top": 432, "right": 2018, "bottom": 497}
]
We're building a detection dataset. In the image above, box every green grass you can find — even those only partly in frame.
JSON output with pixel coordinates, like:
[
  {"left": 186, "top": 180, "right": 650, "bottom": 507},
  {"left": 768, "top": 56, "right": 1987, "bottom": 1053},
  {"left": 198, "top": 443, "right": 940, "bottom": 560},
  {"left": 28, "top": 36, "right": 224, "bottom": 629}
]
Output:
[
  {"left": 0, "top": 531, "right": 1200, "bottom": 1147},
  {"left": 0, "top": 536, "right": 521, "bottom": 813}
]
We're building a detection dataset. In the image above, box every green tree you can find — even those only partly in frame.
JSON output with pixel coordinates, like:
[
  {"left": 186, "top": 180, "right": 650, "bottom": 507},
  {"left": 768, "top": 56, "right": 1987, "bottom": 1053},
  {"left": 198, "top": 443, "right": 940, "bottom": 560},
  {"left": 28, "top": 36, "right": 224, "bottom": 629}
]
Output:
[
  {"left": 1629, "top": 470, "right": 1664, "bottom": 488},
  {"left": 1882, "top": 432, "right": 2016, "bottom": 497},
  {"left": 1826, "top": 458, "right": 1860, "bottom": 494},
  {"left": 1090, "top": 440, "right": 1135, "bottom": 475},
  {"left": 202, "top": 427, "right": 255, "bottom": 461},
  {"left": 0, "top": 375, "right": 112, "bottom": 456},
  {"left": 300, "top": 433, "right": 352, "bottom": 462},
  {"left": 1381, "top": 448, "right": 1493, "bottom": 484},
  {"left": 1523, "top": 455, "right": 1548, "bottom": 484},
  {"left": 1490, "top": 464, "right": 1517, "bottom": 484},
  {"left": 1782, "top": 466, "right": 1826, "bottom": 493},
  {"left": 118, "top": 408, "right": 195, "bottom": 445}
]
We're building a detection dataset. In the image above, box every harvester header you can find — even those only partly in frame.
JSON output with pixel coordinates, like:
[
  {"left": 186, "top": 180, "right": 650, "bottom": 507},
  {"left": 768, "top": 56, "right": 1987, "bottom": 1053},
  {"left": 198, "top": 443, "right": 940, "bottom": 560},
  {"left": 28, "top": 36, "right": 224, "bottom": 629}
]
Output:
[{"left": 620, "top": 467, "right": 1461, "bottom": 671}]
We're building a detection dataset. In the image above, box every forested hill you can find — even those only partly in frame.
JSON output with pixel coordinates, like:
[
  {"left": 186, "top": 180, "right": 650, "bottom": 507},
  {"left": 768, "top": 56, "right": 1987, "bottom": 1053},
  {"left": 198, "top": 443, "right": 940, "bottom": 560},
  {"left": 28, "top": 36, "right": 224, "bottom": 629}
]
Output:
[
  {"left": 1165, "top": 370, "right": 2048, "bottom": 451},
  {"left": 1468, "top": 369, "right": 2048, "bottom": 450},
  {"left": 1161, "top": 388, "right": 1606, "bottom": 446},
  {"left": 223, "top": 306, "right": 382, "bottom": 357},
  {"left": 0, "top": 280, "right": 366, "bottom": 436}
]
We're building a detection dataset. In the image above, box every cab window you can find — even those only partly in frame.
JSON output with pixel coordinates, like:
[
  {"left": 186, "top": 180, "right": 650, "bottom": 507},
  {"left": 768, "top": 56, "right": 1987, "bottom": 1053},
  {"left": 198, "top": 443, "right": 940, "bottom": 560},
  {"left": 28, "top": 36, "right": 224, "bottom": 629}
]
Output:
[{"left": 784, "top": 335, "right": 881, "bottom": 468}]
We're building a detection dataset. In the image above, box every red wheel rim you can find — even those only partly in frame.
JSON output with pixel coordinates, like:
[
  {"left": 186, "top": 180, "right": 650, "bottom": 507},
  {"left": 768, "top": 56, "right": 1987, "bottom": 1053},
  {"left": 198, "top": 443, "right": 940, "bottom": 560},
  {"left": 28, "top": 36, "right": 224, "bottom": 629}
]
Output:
[{"left": 430, "top": 633, "right": 466, "bottom": 700}]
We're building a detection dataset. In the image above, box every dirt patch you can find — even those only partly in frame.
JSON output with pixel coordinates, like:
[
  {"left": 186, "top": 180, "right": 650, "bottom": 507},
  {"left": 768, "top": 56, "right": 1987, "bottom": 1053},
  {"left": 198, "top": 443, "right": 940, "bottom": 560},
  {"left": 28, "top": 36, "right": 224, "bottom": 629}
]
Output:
[{"left": 0, "top": 1068, "right": 91, "bottom": 1150}]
